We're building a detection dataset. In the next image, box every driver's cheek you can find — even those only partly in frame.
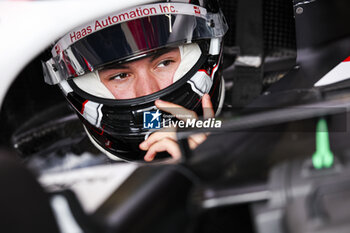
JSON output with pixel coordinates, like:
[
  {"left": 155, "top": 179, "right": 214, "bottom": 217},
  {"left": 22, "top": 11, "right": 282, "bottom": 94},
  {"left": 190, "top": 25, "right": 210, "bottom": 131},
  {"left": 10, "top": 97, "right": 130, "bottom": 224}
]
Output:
[
  {"left": 111, "top": 71, "right": 174, "bottom": 99},
  {"left": 154, "top": 68, "right": 175, "bottom": 88},
  {"left": 108, "top": 79, "right": 137, "bottom": 99}
]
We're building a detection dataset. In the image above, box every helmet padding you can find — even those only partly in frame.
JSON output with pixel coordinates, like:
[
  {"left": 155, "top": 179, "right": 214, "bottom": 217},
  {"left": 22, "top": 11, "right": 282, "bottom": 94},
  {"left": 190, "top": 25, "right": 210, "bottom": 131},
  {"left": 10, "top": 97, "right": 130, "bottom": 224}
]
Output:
[
  {"left": 73, "top": 71, "right": 115, "bottom": 99},
  {"left": 173, "top": 43, "right": 201, "bottom": 82}
]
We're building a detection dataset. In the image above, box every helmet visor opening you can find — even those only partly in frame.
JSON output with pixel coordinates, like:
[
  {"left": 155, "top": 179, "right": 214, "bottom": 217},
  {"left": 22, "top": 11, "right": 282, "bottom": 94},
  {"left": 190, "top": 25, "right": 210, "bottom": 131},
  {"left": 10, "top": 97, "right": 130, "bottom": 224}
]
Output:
[{"left": 71, "top": 43, "right": 203, "bottom": 100}]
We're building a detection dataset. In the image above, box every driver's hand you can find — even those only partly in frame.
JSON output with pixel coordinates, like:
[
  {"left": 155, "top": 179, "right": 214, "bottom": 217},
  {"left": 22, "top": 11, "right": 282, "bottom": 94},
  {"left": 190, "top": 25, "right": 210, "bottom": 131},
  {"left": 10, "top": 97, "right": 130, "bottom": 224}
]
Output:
[{"left": 139, "top": 93, "right": 214, "bottom": 162}]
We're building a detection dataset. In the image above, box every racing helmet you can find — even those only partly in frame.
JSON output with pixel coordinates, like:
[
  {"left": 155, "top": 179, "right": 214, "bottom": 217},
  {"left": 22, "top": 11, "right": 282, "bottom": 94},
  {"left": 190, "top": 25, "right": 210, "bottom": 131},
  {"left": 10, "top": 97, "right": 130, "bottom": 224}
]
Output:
[{"left": 42, "top": 0, "right": 228, "bottom": 161}]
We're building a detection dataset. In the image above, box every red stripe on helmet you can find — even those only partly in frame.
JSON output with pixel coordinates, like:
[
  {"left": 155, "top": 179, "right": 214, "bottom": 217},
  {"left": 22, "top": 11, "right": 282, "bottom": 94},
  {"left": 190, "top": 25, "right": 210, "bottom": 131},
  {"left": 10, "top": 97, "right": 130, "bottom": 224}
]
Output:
[
  {"left": 83, "top": 57, "right": 93, "bottom": 71},
  {"left": 81, "top": 100, "right": 89, "bottom": 114},
  {"left": 211, "top": 64, "right": 219, "bottom": 78},
  {"left": 198, "top": 69, "right": 210, "bottom": 76}
]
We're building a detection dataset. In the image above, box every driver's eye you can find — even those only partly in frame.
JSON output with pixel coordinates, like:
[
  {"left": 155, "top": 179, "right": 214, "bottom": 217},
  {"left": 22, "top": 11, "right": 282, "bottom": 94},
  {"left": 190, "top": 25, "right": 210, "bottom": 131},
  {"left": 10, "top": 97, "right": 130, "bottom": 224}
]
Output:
[
  {"left": 109, "top": 73, "right": 129, "bottom": 81},
  {"left": 157, "top": 60, "right": 173, "bottom": 68}
]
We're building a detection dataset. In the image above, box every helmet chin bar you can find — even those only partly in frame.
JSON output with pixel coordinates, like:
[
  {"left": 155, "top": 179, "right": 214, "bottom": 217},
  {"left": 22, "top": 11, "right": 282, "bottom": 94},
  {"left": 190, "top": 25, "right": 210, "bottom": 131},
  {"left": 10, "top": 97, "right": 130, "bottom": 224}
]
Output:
[{"left": 86, "top": 80, "right": 225, "bottom": 162}]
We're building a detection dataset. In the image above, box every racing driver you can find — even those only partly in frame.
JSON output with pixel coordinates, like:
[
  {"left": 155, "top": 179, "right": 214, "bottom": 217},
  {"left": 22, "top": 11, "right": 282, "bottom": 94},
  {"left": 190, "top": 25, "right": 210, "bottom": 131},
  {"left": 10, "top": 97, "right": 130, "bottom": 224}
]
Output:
[{"left": 42, "top": 0, "right": 228, "bottom": 162}]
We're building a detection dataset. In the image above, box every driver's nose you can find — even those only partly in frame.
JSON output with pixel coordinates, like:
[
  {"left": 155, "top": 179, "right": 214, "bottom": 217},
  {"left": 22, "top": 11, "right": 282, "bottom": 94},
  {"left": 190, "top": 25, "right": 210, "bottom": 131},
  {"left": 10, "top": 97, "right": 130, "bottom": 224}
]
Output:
[{"left": 134, "top": 68, "right": 161, "bottom": 97}]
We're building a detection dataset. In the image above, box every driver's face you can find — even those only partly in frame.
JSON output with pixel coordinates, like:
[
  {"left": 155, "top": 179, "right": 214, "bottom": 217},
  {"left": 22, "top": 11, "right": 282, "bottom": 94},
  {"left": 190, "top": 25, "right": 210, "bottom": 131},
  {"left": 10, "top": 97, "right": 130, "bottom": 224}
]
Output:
[{"left": 99, "top": 48, "right": 181, "bottom": 99}]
